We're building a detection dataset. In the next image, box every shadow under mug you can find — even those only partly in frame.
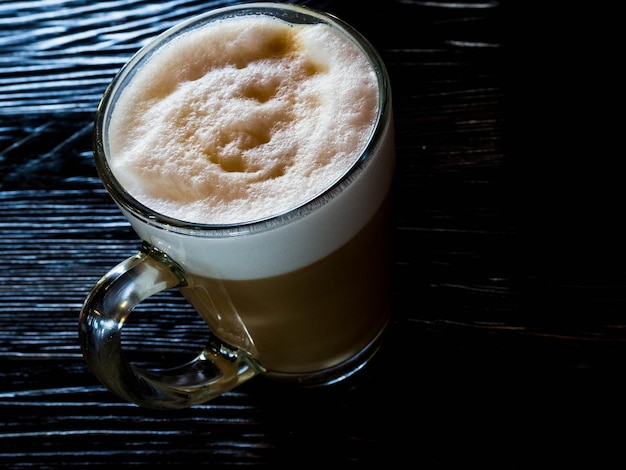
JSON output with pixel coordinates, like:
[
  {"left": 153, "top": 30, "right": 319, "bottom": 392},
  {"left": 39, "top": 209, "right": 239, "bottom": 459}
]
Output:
[{"left": 79, "top": 2, "right": 395, "bottom": 410}]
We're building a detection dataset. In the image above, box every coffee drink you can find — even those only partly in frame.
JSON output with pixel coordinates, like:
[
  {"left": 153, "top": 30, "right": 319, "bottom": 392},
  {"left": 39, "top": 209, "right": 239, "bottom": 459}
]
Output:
[{"left": 99, "top": 6, "right": 395, "bottom": 380}]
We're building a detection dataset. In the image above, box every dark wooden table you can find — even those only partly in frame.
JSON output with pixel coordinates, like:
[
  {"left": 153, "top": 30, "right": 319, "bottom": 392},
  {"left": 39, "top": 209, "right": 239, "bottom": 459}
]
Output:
[{"left": 2, "top": 0, "right": 624, "bottom": 467}]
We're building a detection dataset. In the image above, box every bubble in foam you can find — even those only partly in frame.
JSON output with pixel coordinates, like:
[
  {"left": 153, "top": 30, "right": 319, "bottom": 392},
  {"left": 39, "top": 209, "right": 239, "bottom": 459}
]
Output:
[{"left": 108, "top": 15, "right": 379, "bottom": 224}]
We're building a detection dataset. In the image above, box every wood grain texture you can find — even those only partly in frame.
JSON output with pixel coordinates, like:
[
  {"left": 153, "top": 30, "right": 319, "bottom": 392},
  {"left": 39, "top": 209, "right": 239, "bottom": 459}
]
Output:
[{"left": 2, "top": 0, "right": 624, "bottom": 467}]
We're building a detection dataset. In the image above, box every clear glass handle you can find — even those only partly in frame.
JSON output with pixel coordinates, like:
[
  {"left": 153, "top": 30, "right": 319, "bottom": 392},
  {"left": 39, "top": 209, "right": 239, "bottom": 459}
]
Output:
[{"left": 78, "top": 243, "right": 262, "bottom": 409}]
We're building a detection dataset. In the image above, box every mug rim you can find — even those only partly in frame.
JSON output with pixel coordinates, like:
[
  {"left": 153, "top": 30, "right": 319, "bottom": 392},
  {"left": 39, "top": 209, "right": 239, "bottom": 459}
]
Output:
[{"left": 93, "top": 2, "right": 392, "bottom": 238}]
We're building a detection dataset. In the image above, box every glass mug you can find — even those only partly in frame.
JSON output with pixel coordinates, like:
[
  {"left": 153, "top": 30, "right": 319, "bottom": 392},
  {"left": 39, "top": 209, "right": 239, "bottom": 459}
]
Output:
[{"left": 79, "top": 2, "right": 395, "bottom": 409}]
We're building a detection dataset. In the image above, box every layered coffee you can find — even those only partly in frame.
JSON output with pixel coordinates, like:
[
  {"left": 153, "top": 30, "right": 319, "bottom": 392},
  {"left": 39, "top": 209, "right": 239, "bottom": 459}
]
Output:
[
  {"left": 104, "top": 9, "right": 394, "bottom": 378},
  {"left": 182, "top": 196, "right": 391, "bottom": 373}
]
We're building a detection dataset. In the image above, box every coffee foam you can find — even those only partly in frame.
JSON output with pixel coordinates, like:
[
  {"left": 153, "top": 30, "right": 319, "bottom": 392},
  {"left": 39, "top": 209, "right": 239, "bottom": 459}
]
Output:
[
  {"left": 108, "top": 15, "right": 379, "bottom": 224},
  {"left": 122, "top": 116, "right": 395, "bottom": 279}
]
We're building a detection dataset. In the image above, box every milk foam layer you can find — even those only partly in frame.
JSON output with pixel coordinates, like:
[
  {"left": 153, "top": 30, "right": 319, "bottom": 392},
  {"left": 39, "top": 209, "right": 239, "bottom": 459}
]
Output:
[{"left": 109, "top": 15, "right": 379, "bottom": 224}]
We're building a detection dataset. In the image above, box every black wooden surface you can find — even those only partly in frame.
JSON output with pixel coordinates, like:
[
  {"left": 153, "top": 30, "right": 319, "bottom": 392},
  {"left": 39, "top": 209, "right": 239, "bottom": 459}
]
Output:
[{"left": 1, "top": 0, "right": 624, "bottom": 467}]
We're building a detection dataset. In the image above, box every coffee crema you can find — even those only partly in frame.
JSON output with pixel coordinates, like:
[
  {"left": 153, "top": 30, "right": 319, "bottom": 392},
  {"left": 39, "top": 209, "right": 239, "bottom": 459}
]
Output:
[{"left": 108, "top": 15, "right": 379, "bottom": 225}]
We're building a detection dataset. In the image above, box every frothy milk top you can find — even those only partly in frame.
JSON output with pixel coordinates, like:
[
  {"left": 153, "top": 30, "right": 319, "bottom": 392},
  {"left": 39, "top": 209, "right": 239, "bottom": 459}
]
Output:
[{"left": 108, "top": 15, "right": 379, "bottom": 224}]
